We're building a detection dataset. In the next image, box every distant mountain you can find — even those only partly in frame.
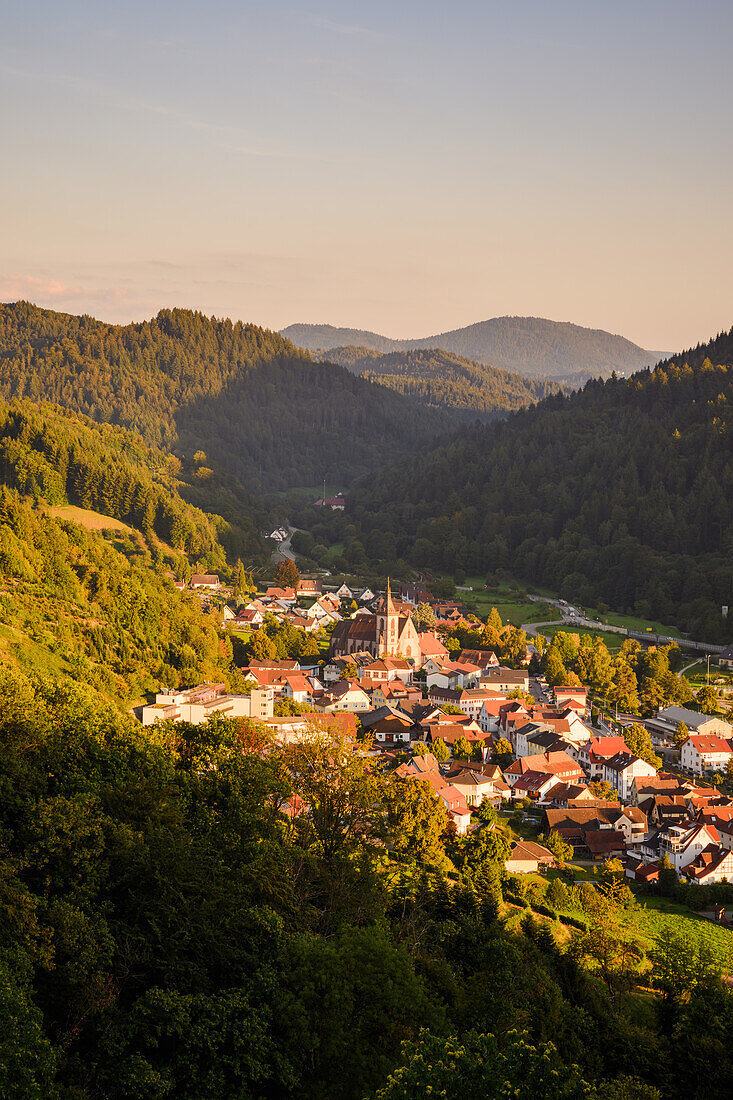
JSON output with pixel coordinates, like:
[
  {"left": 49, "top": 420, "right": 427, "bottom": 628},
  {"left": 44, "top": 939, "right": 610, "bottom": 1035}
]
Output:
[
  {"left": 282, "top": 316, "right": 660, "bottom": 384},
  {"left": 0, "top": 302, "right": 451, "bottom": 492},
  {"left": 319, "top": 328, "right": 733, "bottom": 641},
  {"left": 314, "top": 345, "right": 559, "bottom": 416}
]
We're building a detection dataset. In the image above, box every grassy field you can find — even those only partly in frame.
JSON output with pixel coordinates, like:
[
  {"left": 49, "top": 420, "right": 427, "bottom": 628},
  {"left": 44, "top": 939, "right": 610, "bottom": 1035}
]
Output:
[
  {"left": 632, "top": 897, "right": 733, "bottom": 969},
  {"left": 46, "top": 504, "right": 134, "bottom": 533},
  {"left": 515, "top": 867, "right": 733, "bottom": 971},
  {"left": 458, "top": 578, "right": 557, "bottom": 625},
  {"left": 580, "top": 606, "right": 682, "bottom": 638},
  {"left": 0, "top": 621, "right": 70, "bottom": 679},
  {"left": 270, "top": 484, "right": 342, "bottom": 505}
]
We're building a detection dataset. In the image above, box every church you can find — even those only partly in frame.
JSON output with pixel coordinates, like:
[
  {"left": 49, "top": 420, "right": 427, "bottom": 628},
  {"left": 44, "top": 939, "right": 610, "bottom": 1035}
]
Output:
[{"left": 329, "top": 581, "right": 421, "bottom": 664}]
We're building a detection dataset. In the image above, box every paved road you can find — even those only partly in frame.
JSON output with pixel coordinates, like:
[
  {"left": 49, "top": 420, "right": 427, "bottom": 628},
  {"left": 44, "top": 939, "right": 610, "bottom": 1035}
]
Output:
[
  {"left": 271, "top": 525, "right": 298, "bottom": 564},
  {"left": 523, "top": 595, "right": 723, "bottom": 655}
]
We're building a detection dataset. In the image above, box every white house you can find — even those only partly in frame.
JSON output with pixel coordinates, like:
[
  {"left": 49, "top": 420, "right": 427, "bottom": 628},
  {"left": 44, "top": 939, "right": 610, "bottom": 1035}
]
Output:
[
  {"left": 603, "top": 752, "right": 657, "bottom": 802},
  {"left": 315, "top": 680, "right": 371, "bottom": 713},
  {"left": 680, "top": 734, "right": 733, "bottom": 776},
  {"left": 658, "top": 821, "right": 722, "bottom": 874}
]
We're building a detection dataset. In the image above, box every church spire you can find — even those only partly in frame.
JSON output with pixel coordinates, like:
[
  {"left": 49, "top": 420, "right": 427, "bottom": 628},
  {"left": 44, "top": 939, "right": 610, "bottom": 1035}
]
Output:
[{"left": 386, "top": 577, "right": 396, "bottom": 616}]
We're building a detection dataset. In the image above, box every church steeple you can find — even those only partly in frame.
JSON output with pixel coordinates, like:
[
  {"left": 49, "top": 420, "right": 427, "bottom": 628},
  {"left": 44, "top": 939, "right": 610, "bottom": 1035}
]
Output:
[
  {"left": 386, "top": 577, "right": 395, "bottom": 615},
  {"left": 377, "top": 577, "right": 398, "bottom": 657}
]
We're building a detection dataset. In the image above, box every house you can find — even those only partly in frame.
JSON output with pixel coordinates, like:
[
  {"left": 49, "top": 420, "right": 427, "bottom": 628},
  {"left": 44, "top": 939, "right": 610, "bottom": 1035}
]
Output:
[
  {"left": 425, "top": 722, "right": 486, "bottom": 757},
  {"left": 658, "top": 821, "right": 722, "bottom": 874},
  {"left": 425, "top": 659, "right": 481, "bottom": 691},
  {"left": 542, "top": 781, "right": 596, "bottom": 807},
  {"left": 625, "top": 855, "right": 660, "bottom": 884},
  {"left": 480, "top": 667, "right": 529, "bottom": 693},
  {"left": 334, "top": 583, "right": 353, "bottom": 600},
  {"left": 190, "top": 573, "right": 221, "bottom": 590},
  {"left": 356, "top": 587, "right": 375, "bottom": 603},
  {"left": 314, "top": 680, "right": 371, "bottom": 713},
  {"left": 445, "top": 765, "right": 509, "bottom": 807},
  {"left": 235, "top": 608, "right": 264, "bottom": 626},
  {"left": 504, "top": 750, "right": 583, "bottom": 787},
  {"left": 477, "top": 698, "right": 508, "bottom": 735},
  {"left": 141, "top": 683, "right": 273, "bottom": 725},
  {"left": 553, "top": 686, "right": 589, "bottom": 713},
  {"left": 616, "top": 806, "right": 648, "bottom": 846},
  {"left": 280, "top": 673, "right": 317, "bottom": 706},
  {"left": 314, "top": 494, "right": 346, "bottom": 510},
  {"left": 261, "top": 711, "right": 357, "bottom": 746},
  {"left": 684, "top": 846, "right": 733, "bottom": 885},
  {"left": 417, "top": 771, "right": 473, "bottom": 834},
  {"left": 505, "top": 840, "right": 557, "bottom": 874},
  {"left": 395, "top": 753, "right": 441, "bottom": 778},
  {"left": 296, "top": 577, "right": 322, "bottom": 597},
  {"left": 719, "top": 644, "right": 733, "bottom": 670},
  {"left": 459, "top": 649, "right": 499, "bottom": 671},
  {"left": 603, "top": 752, "right": 657, "bottom": 802},
  {"left": 584, "top": 829, "right": 626, "bottom": 861},
  {"left": 577, "top": 737, "right": 629, "bottom": 779},
  {"left": 515, "top": 723, "right": 556, "bottom": 757},
  {"left": 360, "top": 706, "right": 414, "bottom": 746},
  {"left": 371, "top": 681, "right": 422, "bottom": 709},
  {"left": 680, "top": 734, "right": 733, "bottom": 776},
  {"left": 267, "top": 526, "right": 289, "bottom": 542},
  {"left": 630, "top": 774, "right": 688, "bottom": 804},
  {"left": 242, "top": 660, "right": 301, "bottom": 691},
  {"left": 540, "top": 806, "right": 623, "bottom": 853},
  {"left": 398, "top": 582, "right": 434, "bottom": 606},
  {"left": 509, "top": 770, "right": 561, "bottom": 802}
]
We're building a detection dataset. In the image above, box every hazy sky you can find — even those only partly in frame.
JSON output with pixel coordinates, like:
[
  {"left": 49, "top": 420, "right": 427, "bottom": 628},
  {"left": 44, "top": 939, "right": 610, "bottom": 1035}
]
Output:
[{"left": 2, "top": 0, "right": 732, "bottom": 351}]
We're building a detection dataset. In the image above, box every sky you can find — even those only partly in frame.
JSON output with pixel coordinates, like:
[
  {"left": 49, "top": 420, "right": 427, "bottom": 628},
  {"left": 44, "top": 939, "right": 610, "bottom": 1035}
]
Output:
[{"left": 1, "top": 0, "right": 732, "bottom": 352}]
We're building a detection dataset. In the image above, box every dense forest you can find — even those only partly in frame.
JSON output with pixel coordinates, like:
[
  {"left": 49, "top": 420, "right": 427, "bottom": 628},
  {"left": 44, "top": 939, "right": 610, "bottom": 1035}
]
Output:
[
  {"left": 0, "top": 398, "right": 264, "bottom": 561},
  {"left": 0, "top": 400, "right": 261, "bottom": 699},
  {"left": 2, "top": 684, "right": 732, "bottom": 1099},
  {"left": 0, "top": 488, "right": 241, "bottom": 700},
  {"left": 315, "top": 346, "right": 558, "bottom": 415},
  {"left": 283, "top": 316, "right": 659, "bottom": 384},
  {"left": 0, "top": 303, "right": 450, "bottom": 491},
  {"left": 312, "top": 341, "right": 733, "bottom": 641}
]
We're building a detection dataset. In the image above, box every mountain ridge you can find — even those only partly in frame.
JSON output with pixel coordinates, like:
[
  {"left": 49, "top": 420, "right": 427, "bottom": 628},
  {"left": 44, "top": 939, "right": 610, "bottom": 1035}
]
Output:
[
  {"left": 309, "top": 327, "right": 733, "bottom": 641},
  {"left": 314, "top": 345, "right": 559, "bottom": 415},
  {"left": 282, "top": 314, "right": 661, "bottom": 384},
  {"left": 0, "top": 301, "right": 452, "bottom": 492}
]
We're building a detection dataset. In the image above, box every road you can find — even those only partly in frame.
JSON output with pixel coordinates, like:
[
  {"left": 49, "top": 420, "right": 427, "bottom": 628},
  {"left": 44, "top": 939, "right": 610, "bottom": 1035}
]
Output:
[
  {"left": 522, "top": 595, "right": 723, "bottom": 655},
  {"left": 271, "top": 525, "right": 298, "bottom": 564}
]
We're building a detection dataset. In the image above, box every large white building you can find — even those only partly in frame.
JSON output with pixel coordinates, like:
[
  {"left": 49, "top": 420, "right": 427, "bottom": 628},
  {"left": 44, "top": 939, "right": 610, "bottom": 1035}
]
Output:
[
  {"left": 141, "top": 683, "right": 273, "bottom": 725},
  {"left": 680, "top": 734, "right": 733, "bottom": 776}
]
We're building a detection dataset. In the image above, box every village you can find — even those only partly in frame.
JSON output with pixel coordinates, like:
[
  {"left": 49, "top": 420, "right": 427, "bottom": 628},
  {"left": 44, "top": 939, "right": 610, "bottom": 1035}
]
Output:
[{"left": 142, "top": 571, "right": 733, "bottom": 897}]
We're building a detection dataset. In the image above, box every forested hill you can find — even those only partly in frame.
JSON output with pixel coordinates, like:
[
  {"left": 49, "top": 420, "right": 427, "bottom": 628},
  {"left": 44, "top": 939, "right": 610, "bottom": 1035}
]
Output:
[
  {"left": 0, "top": 399, "right": 258, "bottom": 700},
  {"left": 0, "top": 302, "right": 450, "bottom": 491},
  {"left": 282, "top": 316, "right": 660, "bottom": 384},
  {"left": 656, "top": 324, "right": 733, "bottom": 371},
  {"left": 314, "top": 346, "right": 558, "bottom": 415},
  {"left": 332, "top": 340, "right": 733, "bottom": 641}
]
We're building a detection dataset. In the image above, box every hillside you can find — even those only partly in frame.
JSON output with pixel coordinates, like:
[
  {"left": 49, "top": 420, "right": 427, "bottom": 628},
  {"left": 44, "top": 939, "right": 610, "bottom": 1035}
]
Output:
[
  {"left": 0, "top": 399, "right": 257, "bottom": 699},
  {"left": 282, "top": 316, "right": 660, "bottom": 384},
  {"left": 315, "top": 346, "right": 559, "bottom": 415},
  {"left": 0, "top": 302, "right": 450, "bottom": 491},
  {"left": 316, "top": 335, "right": 733, "bottom": 641}
]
